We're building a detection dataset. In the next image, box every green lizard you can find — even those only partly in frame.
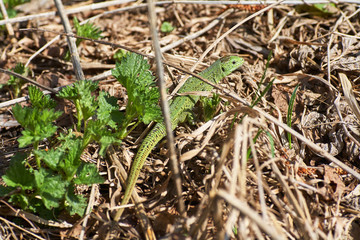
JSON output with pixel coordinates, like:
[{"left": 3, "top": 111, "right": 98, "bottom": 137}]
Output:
[{"left": 115, "top": 56, "right": 244, "bottom": 220}]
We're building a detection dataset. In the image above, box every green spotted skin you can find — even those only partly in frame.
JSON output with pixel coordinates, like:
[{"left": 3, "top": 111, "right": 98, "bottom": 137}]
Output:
[{"left": 116, "top": 56, "right": 244, "bottom": 219}]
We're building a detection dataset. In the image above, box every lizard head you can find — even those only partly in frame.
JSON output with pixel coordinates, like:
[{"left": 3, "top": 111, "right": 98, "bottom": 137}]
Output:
[{"left": 219, "top": 56, "right": 244, "bottom": 77}]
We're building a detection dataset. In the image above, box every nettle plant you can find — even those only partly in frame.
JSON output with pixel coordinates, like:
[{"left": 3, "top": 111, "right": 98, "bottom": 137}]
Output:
[
  {"left": 0, "top": 63, "right": 32, "bottom": 99},
  {"left": 1, "top": 52, "right": 162, "bottom": 218}
]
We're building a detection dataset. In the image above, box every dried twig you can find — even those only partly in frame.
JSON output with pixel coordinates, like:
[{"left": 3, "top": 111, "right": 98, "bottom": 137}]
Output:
[{"left": 54, "top": 0, "right": 84, "bottom": 81}]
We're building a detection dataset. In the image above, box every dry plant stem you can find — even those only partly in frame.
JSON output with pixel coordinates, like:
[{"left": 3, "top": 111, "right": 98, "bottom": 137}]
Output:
[
  {"left": 107, "top": 146, "right": 156, "bottom": 240},
  {"left": 16, "top": 28, "right": 232, "bottom": 92},
  {"left": 79, "top": 184, "right": 96, "bottom": 240},
  {"left": 86, "top": 1, "right": 169, "bottom": 23},
  {"left": 0, "top": 68, "right": 109, "bottom": 109},
  {"left": 208, "top": 89, "right": 360, "bottom": 180},
  {"left": 0, "top": 0, "right": 14, "bottom": 36},
  {"left": 2, "top": 0, "right": 350, "bottom": 26},
  {"left": 54, "top": 0, "right": 84, "bottom": 81},
  {"left": 146, "top": 0, "right": 186, "bottom": 218},
  {"left": 160, "top": 9, "right": 233, "bottom": 53},
  {"left": 247, "top": 169, "right": 287, "bottom": 221},
  {"left": 342, "top": 11, "right": 357, "bottom": 33},
  {"left": 240, "top": 120, "right": 248, "bottom": 199},
  {"left": 0, "top": 200, "right": 72, "bottom": 228},
  {"left": 112, "top": 0, "right": 180, "bottom": 220},
  {"left": 269, "top": 9, "right": 295, "bottom": 43},
  {"left": 326, "top": 15, "right": 343, "bottom": 82},
  {"left": 0, "top": 216, "right": 45, "bottom": 240},
  {"left": 0, "top": 68, "right": 57, "bottom": 94},
  {"left": 169, "top": 8, "right": 234, "bottom": 96},
  {"left": 232, "top": 124, "right": 242, "bottom": 196},
  {"left": 80, "top": 159, "right": 102, "bottom": 240},
  {"left": 4, "top": 30, "right": 360, "bottom": 179},
  {"left": 25, "top": 16, "right": 105, "bottom": 68},
  {"left": 25, "top": 36, "right": 60, "bottom": 67},
  {"left": 334, "top": 98, "right": 360, "bottom": 147},
  {"left": 216, "top": 190, "right": 286, "bottom": 240},
  {"left": 339, "top": 72, "right": 360, "bottom": 122},
  {"left": 171, "top": 0, "right": 359, "bottom": 3},
  {"left": 189, "top": 143, "right": 230, "bottom": 236},
  {"left": 248, "top": 122, "right": 268, "bottom": 222},
  {"left": 200, "top": 0, "right": 286, "bottom": 60},
  {"left": 223, "top": 123, "right": 243, "bottom": 238},
  {"left": 0, "top": 0, "right": 136, "bottom": 25},
  {"left": 334, "top": 31, "right": 360, "bottom": 39},
  {"left": 270, "top": 162, "right": 316, "bottom": 239},
  {"left": 225, "top": 209, "right": 240, "bottom": 238},
  {"left": 259, "top": 105, "right": 360, "bottom": 180}
]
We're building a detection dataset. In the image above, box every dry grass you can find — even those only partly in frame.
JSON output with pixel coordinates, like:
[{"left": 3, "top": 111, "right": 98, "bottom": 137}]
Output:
[{"left": 1, "top": 0, "right": 360, "bottom": 239}]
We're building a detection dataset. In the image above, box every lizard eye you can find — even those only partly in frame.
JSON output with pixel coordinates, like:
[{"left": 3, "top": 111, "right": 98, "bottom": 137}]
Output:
[
  {"left": 221, "top": 67, "right": 225, "bottom": 72},
  {"left": 232, "top": 61, "right": 236, "bottom": 64}
]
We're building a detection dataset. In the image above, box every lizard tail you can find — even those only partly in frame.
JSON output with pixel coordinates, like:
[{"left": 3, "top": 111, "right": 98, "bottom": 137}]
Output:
[{"left": 115, "top": 122, "right": 166, "bottom": 219}]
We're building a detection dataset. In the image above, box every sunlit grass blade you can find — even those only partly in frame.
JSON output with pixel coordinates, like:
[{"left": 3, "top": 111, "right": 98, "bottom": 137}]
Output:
[
  {"left": 287, "top": 84, "right": 299, "bottom": 149},
  {"left": 247, "top": 129, "right": 263, "bottom": 159},
  {"left": 265, "top": 131, "right": 275, "bottom": 158},
  {"left": 251, "top": 78, "right": 275, "bottom": 108},
  {"left": 256, "top": 50, "right": 273, "bottom": 94}
]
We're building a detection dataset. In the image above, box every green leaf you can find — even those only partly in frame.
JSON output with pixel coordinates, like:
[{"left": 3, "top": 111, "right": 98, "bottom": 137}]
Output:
[
  {"left": 84, "top": 120, "right": 121, "bottom": 156},
  {"left": 113, "top": 49, "right": 128, "bottom": 62},
  {"left": 57, "top": 80, "right": 98, "bottom": 123},
  {"left": 97, "top": 91, "right": 121, "bottom": 129},
  {"left": 17, "top": 129, "right": 41, "bottom": 147},
  {"left": 2, "top": 153, "right": 34, "bottom": 190},
  {"left": 2, "top": 8, "right": 17, "bottom": 18},
  {"left": 5, "top": 0, "right": 30, "bottom": 8},
  {"left": 295, "top": 3, "right": 338, "bottom": 17},
  {"left": 7, "top": 63, "right": 32, "bottom": 98},
  {"left": 57, "top": 130, "right": 76, "bottom": 147},
  {"left": 27, "top": 198, "right": 55, "bottom": 218},
  {"left": 160, "top": 21, "right": 175, "bottom": 33},
  {"left": 57, "top": 85, "right": 80, "bottom": 101},
  {"left": 110, "top": 110, "right": 125, "bottom": 126},
  {"left": 287, "top": 84, "right": 299, "bottom": 149},
  {"left": 34, "top": 168, "right": 68, "bottom": 209},
  {"left": 18, "top": 124, "right": 58, "bottom": 147},
  {"left": 12, "top": 103, "right": 62, "bottom": 147},
  {"left": 201, "top": 93, "right": 221, "bottom": 121},
  {"left": 73, "top": 16, "right": 103, "bottom": 45},
  {"left": 80, "top": 97, "right": 98, "bottom": 122},
  {"left": 57, "top": 80, "right": 98, "bottom": 101},
  {"left": 65, "top": 185, "right": 87, "bottom": 216},
  {"left": 58, "top": 139, "right": 83, "bottom": 179},
  {"left": 12, "top": 103, "right": 31, "bottom": 128},
  {"left": 8, "top": 63, "right": 29, "bottom": 84},
  {"left": 246, "top": 129, "right": 262, "bottom": 159},
  {"left": 9, "top": 194, "right": 30, "bottom": 210},
  {"left": 73, "top": 162, "right": 104, "bottom": 185},
  {"left": 34, "top": 148, "right": 64, "bottom": 171},
  {"left": 111, "top": 53, "right": 162, "bottom": 126},
  {"left": 0, "top": 185, "right": 13, "bottom": 196},
  {"left": 28, "top": 85, "right": 56, "bottom": 110}
]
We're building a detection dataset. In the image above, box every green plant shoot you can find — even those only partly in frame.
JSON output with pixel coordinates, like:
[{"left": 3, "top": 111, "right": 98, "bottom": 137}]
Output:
[
  {"left": 200, "top": 93, "right": 221, "bottom": 122},
  {"left": 1, "top": 63, "right": 32, "bottom": 98},
  {"left": 161, "top": 21, "right": 175, "bottom": 33},
  {"left": 64, "top": 17, "right": 102, "bottom": 60},
  {"left": 2, "top": 86, "right": 104, "bottom": 217},
  {"left": 287, "top": 84, "right": 299, "bottom": 149},
  {"left": 112, "top": 52, "right": 162, "bottom": 139}
]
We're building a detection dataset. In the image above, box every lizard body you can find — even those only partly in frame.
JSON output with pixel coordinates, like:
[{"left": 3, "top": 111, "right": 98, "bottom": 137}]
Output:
[{"left": 115, "top": 56, "right": 244, "bottom": 220}]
